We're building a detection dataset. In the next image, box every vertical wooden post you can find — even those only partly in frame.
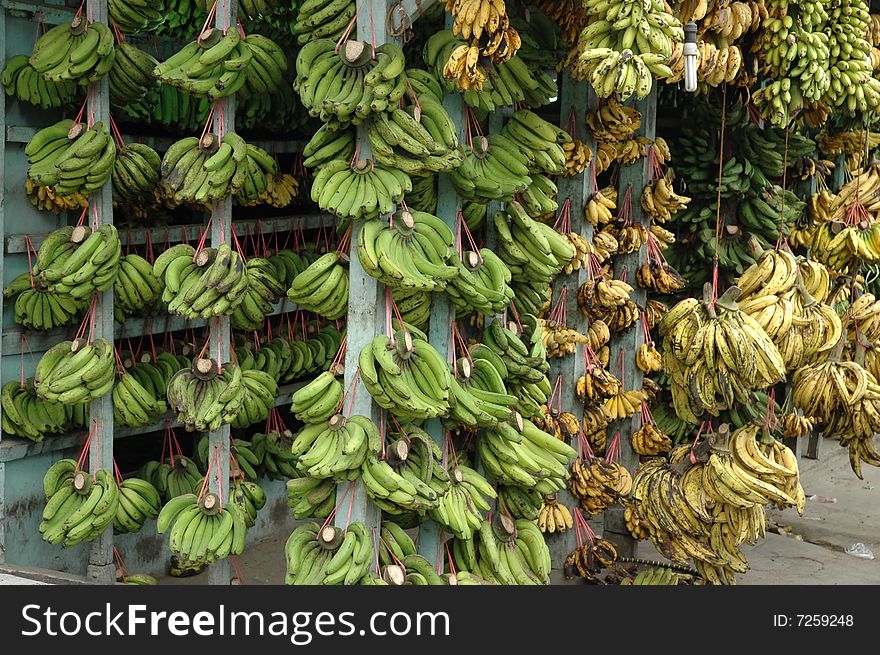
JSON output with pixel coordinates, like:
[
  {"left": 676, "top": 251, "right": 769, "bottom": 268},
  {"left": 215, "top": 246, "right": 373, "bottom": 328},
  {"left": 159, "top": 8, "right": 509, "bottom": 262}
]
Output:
[
  {"left": 546, "top": 73, "right": 596, "bottom": 568},
  {"left": 206, "top": 0, "right": 236, "bottom": 586},
  {"left": 86, "top": 0, "right": 116, "bottom": 585},
  {"left": 419, "top": 16, "right": 466, "bottom": 563},
  {"left": 603, "top": 89, "right": 657, "bottom": 557},
  {"left": 0, "top": 4, "right": 6, "bottom": 448},
  {"left": 334, "top": 0, "right": 393, "bottom": 532}
]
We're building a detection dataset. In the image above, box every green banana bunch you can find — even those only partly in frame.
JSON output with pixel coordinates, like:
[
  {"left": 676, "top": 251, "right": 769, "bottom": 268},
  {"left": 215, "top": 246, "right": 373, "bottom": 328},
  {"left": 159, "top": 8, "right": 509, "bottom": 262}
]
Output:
[
  {"left": 740, "top": 125, "right": 815, "bottom": 180},
  {"left": 295, "top": 39, "right": 407, "bottom": 127},
  {"left": 359, "top": 330, "right": 453, "bottom": 420},
  {"left": 154, "top": 29, "right": 287, "bottom": 101},
  {"left": 291, "top": 369, "right": 344, "bottom": 423},
  {"left": 161, "top": 132, "right": 276, "bottom": 205},
  {"left": 405, "top": 68, "right": 444, "bottom": 103},
  {"left": 478, "top": 413, "right": 576, "bottom": 493},
  {"left": 447, "top": 357, "right": 516, "bottom": 429},
  {"left": 292, "top": 414, "right": 381, "bottom": 481},
  {"left": 287, "top": 251, "right": 349, "bottom": 319},
  {"left": 235, "top": 82, "right": 313, "bottom": 134},
  {"left": 126, "top": 354, "right": 185, "bottom": 407},
  {"left": 112, "top": 142, "right": 161, "bottom": 202},
  {"left": 449, "top": 515, "right": 550, "bottom": 584},
  {"left": 1, "top": 379, "right": 69, "bottom": 442},
  {"left": 113, "top": 369, "right": 167, "bottom": 427},
  {"left": 113, "top": 477, "right": 161, "bottom": 534},
  {"left": 290, "top": 0, "right": 356, "bottom": 45},
  {"left": 29, "top": 18, "right": 116, "bottom": 86},
  {"left": 35, "top": 338, "right": 115, "bottom": 406},
  {"left": 252, "top": 430, "right": 301, "bottom": 479},
  {"left": 122, "top": 573, "right": 159, "bottom": 585},
  {"left": 194, "top": 436, "right": 262, "bottom": 479},
  {"left": 494, "top": 202, "right": 574, "bottom": 289},
  {"left": 368, "top": 102, "right": 464, "bottom": 175},
  {"left": 448, "top": 248, "right": 514, "bottom": 318},
  {"left": 404, "top": 173, "right": 438, "bottom": 214},
  {"left": 462, "top": 198, "right": 488, "bottom": 230},
  {"left": 166, "top": 359, "right": 246, "bottom": 432},
  {"left": 230, "top": 370, "right": 278, "bottom": 429},
  {"left": 4, "top": 271, "right": 86, "bottom": 330},
  {"left": 36, "top": 224, "right": 121, "bottom": 300},
  {"left": 498, "top": 485, "right": 542, "bottom": 521},
  {"left": 302, "top": 124, "right": 355, "bottom": 170},
  {"left": 157, "top": 492, "right": 248, "bottom": 563},
  {"left": 575, "top": 0, "right": 682, "bottom": 100},
  {"left": 310, "top": 156, "right": 411, "bottom": 220},
  {"left": 501, "top": 110, "right": 570, "bottom": 176},
  {"left": 109, "top": 41, "right": 158, "bottom": 106},
  {"left": 284, "top": 522, "right": 374, "bottom": 585},
  {"left": 450, "top": 135, "right": 532, "bottom": 202},
  {"left": 377, "top": 521, "right": 416, "bottom": 566},
  {"left": 116, "top": 83, "right": 211, "bottom": 132},
  {"left": 625, "top": 566, "right": 679, "bottom": 585},
  {"left": 2, "top": 54, "right": 79, "bottom": 109},
  {"left": 27, "top": 120, "right": 116, "bottom": 197},
  {"left": 380, "top": 553, "right": 447, "bottom": 585},
  {"left": 115, "top": 253, "right": 163, "bottom": 317},
  {"left": 41, "top": 466, "right": 119, "bottom": 548},
  {"left": 519, "top": 174, "right": 559, "bottom": 217},
  {"left": 140, "top": 456, "right": 204, "bottom": 502},
  {"left": 392, "top": 287, "right": 432, "bottom": 330},
  {"left": 268, "top": 248, "right": 313, "bottom": 288},
  {"left": 363, "top": 425, "right": 449, "bottom": 515},
  {"left": 358, "top": 209, "right": 458, "bottom": 292},
  {"left": 109, "top": 0, "right": 167, "bottom": 34},
  {"left": 229, "top": 477, "right": 267, "bottom": 527},
  {"left": 429, "top": 464, "right": 496, "bottom": 540},
  {"left": 287, "top": 476, "right": 337, "bottom": 519},
  {"left": 154, "top": 243, "right": 249, "bottom": 319},
  {"left": 479, "top": 318, "right": 551, "bottom": 387},
  {"left": 230, "top": 257, "right": 287, "bottom": 330},
  {"left": 825, "top": 0, "right": 880, "bottom": 115}
]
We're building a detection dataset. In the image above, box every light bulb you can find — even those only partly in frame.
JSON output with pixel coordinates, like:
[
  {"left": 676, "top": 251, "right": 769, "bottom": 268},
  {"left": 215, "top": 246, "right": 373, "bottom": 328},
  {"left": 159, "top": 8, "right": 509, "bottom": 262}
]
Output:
[{"left": 683, "top": 21, "right": 698, "bottom": 93}]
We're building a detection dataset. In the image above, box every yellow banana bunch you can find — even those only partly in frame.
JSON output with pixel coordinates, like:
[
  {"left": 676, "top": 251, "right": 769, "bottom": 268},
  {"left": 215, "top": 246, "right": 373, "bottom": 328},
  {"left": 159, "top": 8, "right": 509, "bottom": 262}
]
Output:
[
  {"left": 247, "top": 172, "right": 299, "bottom": 208},
  {"left": 636, "top": 342, "right": 662, "bottom": 374},
  {"left": 587, "top": 319, "right": 611, "bottom": 353},
  {"left": 578, "top": 276, "right": 640, "bottom": 332},
  {"left": 587, "top": 98, "right": 641, "bottom": 141},
  {"left": 781, "top": 412, "right": 815, "bottom": 439},
  {"left": 616, "top": 137, "right": 652, "bottom": 165},
  {"left": 791, "top": 359, "right": 880, "bottom": 478},
  {"left": 591, "top": 229, "right": 619, "bottom": 263},
  {"left": 603, "top": 222, "right": 648, "bottom": 254},
  {"left": 667, "top": 41, "right": 748, "bottom": 89},
  {"left": 568, "top": 456, "right": 632, "bottom": 515},
  {"left": 584, "top": 186, "right": 617, "bottom": 227},
  {"left": 848, "top": 291, "right": 880, "bottom": 344},
  {"left": 445, "top": 0, "right": 520, "bottom": 62},
  {"left": 623, "top": 501, "right": 649, "bottom": 540},
  {"left": 562, "top": 139, "right": 592, "bottom": 176},
  {"left": 631, "top": 421, "right": 672, "bottom": 456},
  {"left": 538, "top": 318, "right": 589, "bottom": 358},
  {"left": 604, "top": 388, "right": 648, "bottom": 421},
  {"left": 443, "top": 43, "right": 488, "bottom": 91},
  {"left": 818, "top": 130, "right": 880, "bottom": 169},
  {"left": 576, "top": 366, "right": 621, "bottom": 406},
  {"left": 636, "top": 261, "right": 688, "bottom": 294},
  {"left": 641, "top": 176, "right": 691, "bottom": 222},
  {"left": 25, "top": 178, "right": 88, "bottom": 214},
  {"left": 536, "top": 494, "right": 573, "bottom": 534},
  {"left": 659, "top": 288, "right": 786, "bottom": 424},
  {"left": 563, "top": 232, "right": 594, "bottom": 274},
  {"left": 564, "top": 538, "right": 618, "bottom": 581}
]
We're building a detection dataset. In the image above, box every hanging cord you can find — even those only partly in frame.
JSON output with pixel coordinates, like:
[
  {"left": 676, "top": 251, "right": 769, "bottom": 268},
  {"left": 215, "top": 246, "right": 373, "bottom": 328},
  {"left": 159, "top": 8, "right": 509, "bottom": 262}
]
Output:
[
  {"left": 711, "top": 84, "right": 729, "bottom": 305},
  {"left": 775, "top": 124, "right": 791, "bottom": 250}
]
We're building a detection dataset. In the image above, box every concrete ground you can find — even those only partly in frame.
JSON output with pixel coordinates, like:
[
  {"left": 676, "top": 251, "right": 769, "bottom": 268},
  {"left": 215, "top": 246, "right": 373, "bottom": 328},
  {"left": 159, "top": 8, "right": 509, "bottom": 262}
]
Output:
[
  {"left": 151, "top": 438, "right": 880, "bottom": 586},
  {"left": 5, "top": 439, "right": 876, "bottom": 586}
]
